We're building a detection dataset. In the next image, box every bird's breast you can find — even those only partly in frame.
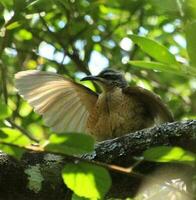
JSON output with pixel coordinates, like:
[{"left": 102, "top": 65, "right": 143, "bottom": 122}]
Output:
[{"left": 86, "top": 87, "right": 153, "bottom": 141}]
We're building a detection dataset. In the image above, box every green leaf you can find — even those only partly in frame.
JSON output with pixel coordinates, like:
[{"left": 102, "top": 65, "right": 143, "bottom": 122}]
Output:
[
  {"left": 72, "top": 194, "right": 89, "bottom": 200},
  {"left": 6, "top": 21, "right": 21, "bottom": 30},
  {"left": 62, "top": 162, "right": 111, "bottom": 199},
  {"left": 0, "top": 127, "right": 32, "bottom": 146},
  {"left": 130, "top": 60, "right": 178, "bottom": 71},
  {"left": 185, "top": 21, "right": 196, "bottom": 66},
  {"left": 0, "top": 0, "right": 13, "bottom": 10},
  {"left": 0, "top": 127, "right": 32, "bottom": 159},
  {"left": 17, "top": 29, "right": 33, "bottom": 40},
  {"left": 149, "top": 0, "right": 179, "bottom": 13},
  {"left": 129, "top": 60, "right": 196, "bottom": 77},
  {"left": 0, "top": 101, "right": 12, "bottom": 120},
  {"left": 0, "top": 144, "right": 25, "bottom": 160},
  {"left": 19, "top": 101, "right": 32, "bottom": 117},
  {"left": 45, "top": 133, "right": 95, "bottom": 155},
  {"left": 143, "top": 146, "right": 196, "bottom": 165},
  {"left": 130, "top": 35, "right": 178, "bottom": 65}
]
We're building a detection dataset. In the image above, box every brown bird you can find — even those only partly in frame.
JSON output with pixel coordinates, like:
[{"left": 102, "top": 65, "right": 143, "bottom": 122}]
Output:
[{"left": 15, "top": 69, "right": 173, "bottom": 141}]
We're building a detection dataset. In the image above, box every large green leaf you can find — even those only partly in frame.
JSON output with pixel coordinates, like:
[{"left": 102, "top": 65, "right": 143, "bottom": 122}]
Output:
[
  {"left": 129, "top": 60, "right": 196, "bottom": 77},
  {"left": 130, "top": 35, "right": 178, "bottom": 65},
  {"left": 0, "top": 101, "right": 12, "bottom": 120},
  {"left": 185, "top": 21, "right": 196, "bottom": 66},
  {"left": 45, "top": 133, "right": 95, "bottom": 155},
  {"left": 143, "top": 146, "right": 196, "bottom": 165},
  {"left": 130, "top": 60, "right": 178, "bottom": 72},
  {"left": 62, "top": 162, "right": 111, "bottom": 199}
]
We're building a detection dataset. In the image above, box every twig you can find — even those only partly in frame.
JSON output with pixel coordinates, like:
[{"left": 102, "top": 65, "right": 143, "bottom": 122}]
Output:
[
  {"left": 7, "top": 119, "right": 39, "bottom": 143},
  {"left": 0, "top": 62, "right": 8, "bottom": 104},
  {"left": 38, "top": 13, "right": 89, "bottom": 74}
]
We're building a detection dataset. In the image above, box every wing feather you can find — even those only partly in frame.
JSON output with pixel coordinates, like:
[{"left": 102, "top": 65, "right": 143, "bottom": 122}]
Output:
[
  {"left": 75, "top": 108, "right": 89, "bottom": 132},
  {"left": 123, "top": 86, "right": 174, "bottom": 123},
  {"left": 15, "top": 70, "right": 98, "bottom": 133}
]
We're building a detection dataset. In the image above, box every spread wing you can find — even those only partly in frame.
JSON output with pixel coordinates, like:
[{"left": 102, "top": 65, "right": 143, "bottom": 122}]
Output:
[
  {"left": 123, "top": 86, "right": 174, "bottom": 123},
  {"left": 15, "top": 70, "right": 98, "bottom": 133}
]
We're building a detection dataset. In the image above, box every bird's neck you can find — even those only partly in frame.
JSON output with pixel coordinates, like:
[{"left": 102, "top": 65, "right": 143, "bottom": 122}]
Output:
[
  {"left": 101, "top": 84, "right": 120, "bottom": 93},
  {"left": 98, "top": 87, "right": 123, "bottom": 113}
]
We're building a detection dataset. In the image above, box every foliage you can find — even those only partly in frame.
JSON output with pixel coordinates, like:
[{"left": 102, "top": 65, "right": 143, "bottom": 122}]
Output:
[
  {"left": 45, "top": 133, "right": 95, "bottom": 155},
  {"left": 0, "top": 0, "right": 196, "bottom": 199},
  {"left": 143, "top": 146, "right": 196, "bottom": 166},
  {"left": 62, "top": 162, "right": 111, "bottom": 199}
]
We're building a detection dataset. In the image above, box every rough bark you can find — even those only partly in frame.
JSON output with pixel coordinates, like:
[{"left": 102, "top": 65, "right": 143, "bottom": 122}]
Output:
[{"left": 0, "top": 120, "right": 195, "bottom": 200}]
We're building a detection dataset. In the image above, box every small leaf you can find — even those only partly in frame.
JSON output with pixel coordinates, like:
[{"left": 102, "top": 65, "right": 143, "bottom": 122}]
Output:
[
  {"left": 130, "top": 35, "right": 178, "bottom": 65},
  {"left": 62, "top": 162, "right": 111, "bottom": 199},
  {"left": 0, "top": 101, "right": 12, "bottom": 120},
  {"left": 45, "top": 133, "right": 95, "bottom": 155},
  {"left": 17, "top": 29, "right": 33, "bottom": 40},
  {"left": 185, "top": 21, "right": 196, "bottom": 66},
  {"left": 143, "top": 146, "right": 196, "bottom": 165},
  {"left": 6, "top": 21, "right": 21, "bottom": 30}
]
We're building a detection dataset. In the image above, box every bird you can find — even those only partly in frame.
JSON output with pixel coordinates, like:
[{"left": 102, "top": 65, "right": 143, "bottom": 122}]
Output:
[{"left": 15, "top": 69, "right": 173, "bottom": 141}]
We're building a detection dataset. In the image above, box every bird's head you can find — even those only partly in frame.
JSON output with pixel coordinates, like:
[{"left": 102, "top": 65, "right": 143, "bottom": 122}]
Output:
[{"left": 81, "top": 69, "right": 127, "bottom": 91}]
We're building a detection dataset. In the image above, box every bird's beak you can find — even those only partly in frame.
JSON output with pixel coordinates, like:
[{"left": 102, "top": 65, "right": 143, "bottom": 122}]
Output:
[{"left": 80, "top": 75, "right": 105, "bottom": 83}]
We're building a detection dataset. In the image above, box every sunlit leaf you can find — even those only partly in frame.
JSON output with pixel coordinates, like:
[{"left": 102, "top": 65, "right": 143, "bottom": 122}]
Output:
[
  {"left": 0, "top": 127, "right": 32, "bottom": 146},
  {"left": 17, "top": 29, "right": 33, "bottom": 40},
  {"left": 19, "top": 101, "right": 32, "bottom": 117},
  {"left": 0, "top": 101, "right": 12, "bottom": 120},
  {"left": 62, "top": 162, "right": 111, "bottom": 199},
  {"left": 185, "top": 21, "right": 196, "bottom": 66},
  {"left": 6, "top": 21, "right": 21, "bottom": 30},
  {"left": 143, "top": 146, "right": 196, "bottom": 165},
  {"left": 130, "top": 35, "right": 178, "bottom": 65},
  {"left": 0, "top": 127, "right": 33, "bottom": 159},
  {"left": 45, "top": 133, "right": 95, "bottom": 155},
  {"left": 26, "top": 60, "right": 37, "bottom": 69},
  {"left": 79, "top": 80, "right": 96, "bottom": 92},
  {"left": 27, "top": 123, "right": 45, "bottom": 140}
]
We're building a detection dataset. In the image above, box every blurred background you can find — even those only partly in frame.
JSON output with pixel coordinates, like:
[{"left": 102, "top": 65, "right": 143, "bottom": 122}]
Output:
[{"left": 0, "top": 0, "right": 196, "bottom": 140}]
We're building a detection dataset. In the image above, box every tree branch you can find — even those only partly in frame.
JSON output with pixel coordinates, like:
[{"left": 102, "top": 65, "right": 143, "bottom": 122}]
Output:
[
  {"left": 0, "top": 120, "right": 195, "bottom": 199},
  {"left": 88, "top": 120, "right": 196, "bottom": 164}
]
